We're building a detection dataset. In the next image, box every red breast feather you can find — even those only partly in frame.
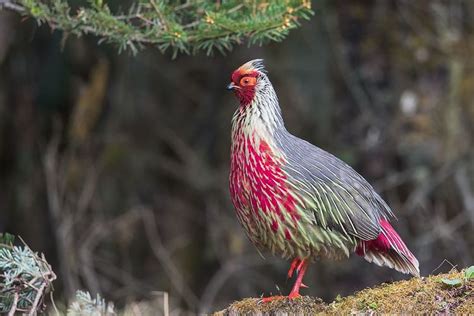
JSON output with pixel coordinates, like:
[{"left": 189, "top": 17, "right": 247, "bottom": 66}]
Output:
[
  {"left": 230, "top": 131, "right": 300, "bottom": 250},
  {"left": 228, "top": 59, "right": 420, "bottom": 277}
]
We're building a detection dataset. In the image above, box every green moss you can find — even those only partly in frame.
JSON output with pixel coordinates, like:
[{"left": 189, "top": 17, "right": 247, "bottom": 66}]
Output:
[
  {"left": 214, "top": 296, "right": 326, "bottom": 315},
  {"left": 214, "top": 268, "right": 473, "bottom": 315}
]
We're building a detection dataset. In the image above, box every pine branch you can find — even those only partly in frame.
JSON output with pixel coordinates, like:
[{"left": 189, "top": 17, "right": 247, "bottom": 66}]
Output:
[{"left": 0, "top": 0, "right": 313, "bottom": 56}]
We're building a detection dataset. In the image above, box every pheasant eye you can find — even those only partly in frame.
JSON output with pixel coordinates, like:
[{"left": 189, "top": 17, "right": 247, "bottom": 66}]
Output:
[{"left": 240, "top": 76, "right": 256, "bottom": 87}]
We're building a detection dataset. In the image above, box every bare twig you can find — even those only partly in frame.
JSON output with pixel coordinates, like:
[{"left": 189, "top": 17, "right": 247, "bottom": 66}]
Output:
[
  {"left": 43, "top": 136, "right": 78, "bottom": 297},
  {"left": 323, "top": 6, "right": 376, "bottom": 125},
  {"left": 403, "top": 161, "right": 456, "bottom": 212},
  {"left": 28, "top": 282, "right": 46, "bottom": 316},
  {"left": 0, "top": 0, "right": 24, "bottom": 12},
  {"left": 49, "top": 291, "right": 60, "bottom": 316},
  {"left": 199, "top": 255, "right": 273, "bottom": 313},
  {"left": 76, "top": 165, "right": 99, "bottom": 217},
  {"left": 152, "top": 291, "right": 169, "bottom": 316},
  {"left": 7, "top": 293, "right": 18, "bottom": 316},
  {"left": 149, "top": 0, "right": 168, "bottom": 31},
  {"left": 77, "top": 210, "right": 142, "bottom": 295},
  {"left": 431, "top": 259, "right": 457, "bottom": 275},
  {"left": 139, "top": 207, "right": 200, "bottom": 309},
  {"left": 455, "top": 165, "right": 474, "bottom": 225}
]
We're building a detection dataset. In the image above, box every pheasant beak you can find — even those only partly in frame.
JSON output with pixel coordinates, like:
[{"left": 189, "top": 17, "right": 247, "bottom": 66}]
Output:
[{"left": 227, "top": 82, "right": 238, "bottom": 90}]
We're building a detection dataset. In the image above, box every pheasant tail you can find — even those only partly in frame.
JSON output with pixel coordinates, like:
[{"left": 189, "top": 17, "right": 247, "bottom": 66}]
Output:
[{"left": 357, "top": 219, "right": 420, "bottom": 277}]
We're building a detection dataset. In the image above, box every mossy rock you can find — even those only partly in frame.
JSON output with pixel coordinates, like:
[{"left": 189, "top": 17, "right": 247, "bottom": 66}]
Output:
[{"left": 214, "top": 268, "right": 473, "bottom": 315}]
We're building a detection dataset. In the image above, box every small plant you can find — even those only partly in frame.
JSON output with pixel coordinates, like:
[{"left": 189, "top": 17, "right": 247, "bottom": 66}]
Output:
[
  {"left": 465, "top": 266, "right": 474, "bottom": 280},
  {"left": 440, "top": 266, "right": 474, "bottom": 287},
  {"left": 367, "top": 302, "right": 378, "bottom": 310},
  {"left": 68, "top": 290, "right": 115, "bottom": 316},
  {"left": 440, "top": 278, "right": 463, "bottom": 287},
  {"left": 0, "top": 234, "right": 56, "bottom": 314},
  {"left": 0, "top": 233, "right": 117, "bottom": 315},
  {"left": 0, "top": 233, "right": 15, "bottom": 246}
]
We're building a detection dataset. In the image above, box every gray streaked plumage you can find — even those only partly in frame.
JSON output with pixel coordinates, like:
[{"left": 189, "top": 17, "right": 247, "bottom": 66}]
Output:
[{"left": 228, "top": 59, "right": 419, "bottom": 285}]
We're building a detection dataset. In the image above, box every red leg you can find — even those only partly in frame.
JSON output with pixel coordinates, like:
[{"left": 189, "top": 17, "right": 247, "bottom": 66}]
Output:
[
  {"left": 287, "top": 258, "right": 300, "bottom": 279},
  {"left": 261, "top": 259, "right": 309, "bottom": 302},
  {"left": 288, "top": 259, "right": 308, "bottom": 299}
]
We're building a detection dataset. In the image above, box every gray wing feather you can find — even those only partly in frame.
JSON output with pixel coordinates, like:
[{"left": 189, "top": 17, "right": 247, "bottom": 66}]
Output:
[{"left": 276, "top": 131, "right": 394, "bottom": 241}]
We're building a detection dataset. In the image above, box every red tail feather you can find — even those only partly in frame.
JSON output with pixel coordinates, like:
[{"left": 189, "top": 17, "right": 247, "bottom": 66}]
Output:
[{"left": 356, "top": 219, "right": 419, "bottom": 277}]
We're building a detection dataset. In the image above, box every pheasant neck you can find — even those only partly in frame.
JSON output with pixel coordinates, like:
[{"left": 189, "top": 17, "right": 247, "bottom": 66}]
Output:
[{"left": 232, "top": 84, "right": 285, "bottom": 141}]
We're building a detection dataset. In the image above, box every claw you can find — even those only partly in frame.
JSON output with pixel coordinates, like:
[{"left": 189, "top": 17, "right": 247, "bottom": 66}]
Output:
[
  {"left": 288, "top": 292, "right": 301, "bottom": 299},
  {"left": 260, "top": 294, "right": 302, "bottom": 303},
  {"left": 260, "top": 295, "right": 285, "bottom": 303},
  {"left": 261, "top": 259, "right": 309, "bottom": 304}
]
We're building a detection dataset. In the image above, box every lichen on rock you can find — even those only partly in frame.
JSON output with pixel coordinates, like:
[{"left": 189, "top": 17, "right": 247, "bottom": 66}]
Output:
[{"left": 215, "top": 268, "right": 473, "bottom": 315}]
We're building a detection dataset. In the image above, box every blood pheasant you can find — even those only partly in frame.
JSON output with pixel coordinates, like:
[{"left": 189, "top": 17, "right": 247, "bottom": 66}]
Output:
[{"left": 227, "top": 59, "right": 419, "bottom": 300}]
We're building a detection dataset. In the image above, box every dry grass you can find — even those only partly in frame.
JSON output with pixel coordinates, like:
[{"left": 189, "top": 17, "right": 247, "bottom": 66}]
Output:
[{"left": 214, "top": 268, "right": 473, "bottom": 315}]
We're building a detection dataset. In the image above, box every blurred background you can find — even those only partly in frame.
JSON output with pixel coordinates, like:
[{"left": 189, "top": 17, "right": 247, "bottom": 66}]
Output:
[{"left": 0, "top": 0, "right": 473, "bottom": 314}]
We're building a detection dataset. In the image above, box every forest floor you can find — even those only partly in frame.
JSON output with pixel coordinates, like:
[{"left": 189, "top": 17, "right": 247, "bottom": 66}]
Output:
[{"left": 214, "top": 268, "right": 473, "bottom": 315}]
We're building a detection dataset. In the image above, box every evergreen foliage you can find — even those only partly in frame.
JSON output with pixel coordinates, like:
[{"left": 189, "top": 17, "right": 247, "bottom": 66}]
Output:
[
  {"left": 0, "top": 234, "right": 56, "bottom": 314},
  {"left": 68, "top": 290, "right": 116, "bottom": 316},
  {"left": 0, "top": 233, "right": 116, "bottom": 315},
  {"left": 0, "top": 0, "right": 313, "bottom": 56}
]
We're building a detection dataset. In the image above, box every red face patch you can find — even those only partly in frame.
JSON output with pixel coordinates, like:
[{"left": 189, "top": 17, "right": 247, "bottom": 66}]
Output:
[{"left": 230, "top": 70, "right": 259, "bottom": 105}]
